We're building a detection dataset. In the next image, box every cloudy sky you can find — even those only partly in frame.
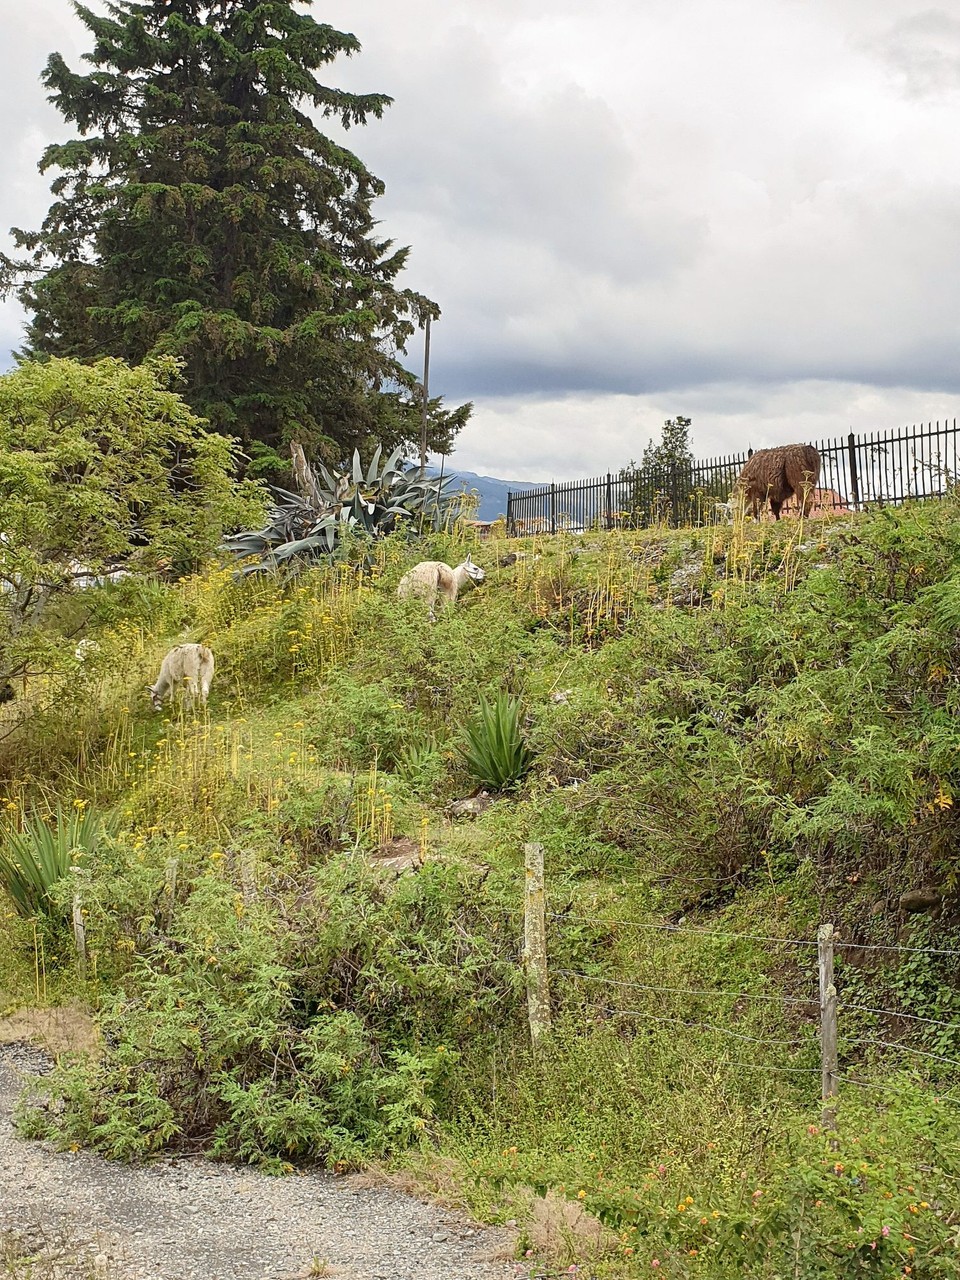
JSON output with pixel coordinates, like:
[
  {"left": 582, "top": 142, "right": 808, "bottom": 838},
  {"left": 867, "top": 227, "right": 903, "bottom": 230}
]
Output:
[{"left": 3, "top": 0, "right": 960, "bottom": 480}]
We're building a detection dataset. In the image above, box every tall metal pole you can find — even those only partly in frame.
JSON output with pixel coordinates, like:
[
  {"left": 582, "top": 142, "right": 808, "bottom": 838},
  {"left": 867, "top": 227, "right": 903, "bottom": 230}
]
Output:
[{"left": 419, "top": 314, "right": 432, "bottom": 478}]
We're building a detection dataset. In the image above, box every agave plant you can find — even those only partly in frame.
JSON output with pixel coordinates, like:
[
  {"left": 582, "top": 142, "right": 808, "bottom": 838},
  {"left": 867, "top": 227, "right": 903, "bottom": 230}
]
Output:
[
  {"left": 224, "top": 443, "right": 463, "bottom": 574},
  {"left": 459, "top": 692, "right": 534, "bottom": 792},
  {"left": 0, "top": 806, "right": 113, "bottom": 918}
]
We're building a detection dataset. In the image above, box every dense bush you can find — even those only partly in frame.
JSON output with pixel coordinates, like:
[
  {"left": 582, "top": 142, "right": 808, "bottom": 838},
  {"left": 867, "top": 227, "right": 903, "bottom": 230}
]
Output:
[{"left": 24, "top": 856, "right": 520, "bottom": 1170}]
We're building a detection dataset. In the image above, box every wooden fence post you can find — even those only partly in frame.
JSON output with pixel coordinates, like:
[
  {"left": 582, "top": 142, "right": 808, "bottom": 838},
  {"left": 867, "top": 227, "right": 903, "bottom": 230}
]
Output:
[
  {"left": 523, "top": 841, "right": 551, "bottom": 1048},
  {"left": 818, "top": 923, "right": 839, "bottom": 1131},
  {"left": 71, "top": 881, "right": 87, "bottom": 982}
]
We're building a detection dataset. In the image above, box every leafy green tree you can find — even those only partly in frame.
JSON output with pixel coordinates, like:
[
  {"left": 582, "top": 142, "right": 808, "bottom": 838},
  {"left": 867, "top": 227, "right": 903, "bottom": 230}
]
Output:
[
  {"left": 642, "top": 415, "right": 694, "bottom": 473},
  {"left": 2, "top": 0, "right": 470, "bottom": 467},
  {"left": 619, "top": 416, "right": 696, "bottom": 527},
  {"left": 0, "top": 355, "right": 263, "bottom": 689}
]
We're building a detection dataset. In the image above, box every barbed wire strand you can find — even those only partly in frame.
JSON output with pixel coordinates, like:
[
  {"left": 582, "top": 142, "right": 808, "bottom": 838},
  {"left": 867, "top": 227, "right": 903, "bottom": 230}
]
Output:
[
  {"left": 555, "top": 969, "right": 819, "bottom": 1007},
  {"left": 840, "top": 1002, "right": 960, "bottom": 1031},
  {"left": 586, "top": 1001, "right": 812, "bottom": 1050},
  {"left": 837, "top": 1075, "right": 960, "bottom": 1107},
  {"left": 716, "top": 1058, "right": 821, "bottom": 1078},
  {"left": 554, "top": 913, "right": 960, "bottom": 958},
  {"left": 843, "top": 1036, "right": 960, "bottom": 1071},
  {"left": 556, "top": 914, "right": 818, "bottom": 948},
  {"left": 556, "top": 969, "right": 960, "bottom": 1036}
]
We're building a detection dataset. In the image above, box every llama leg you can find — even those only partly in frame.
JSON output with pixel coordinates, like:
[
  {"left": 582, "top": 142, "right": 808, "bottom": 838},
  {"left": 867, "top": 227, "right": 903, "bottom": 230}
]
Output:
[{"left": 770, "top": 499, "right": 783, "bottom": 520}]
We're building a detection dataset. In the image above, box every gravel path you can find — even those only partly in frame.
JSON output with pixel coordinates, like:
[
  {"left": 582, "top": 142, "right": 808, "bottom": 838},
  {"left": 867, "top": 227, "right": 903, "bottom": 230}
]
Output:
[{"left": 0, "top": 1044, "right": 517, "bottom": 1280}]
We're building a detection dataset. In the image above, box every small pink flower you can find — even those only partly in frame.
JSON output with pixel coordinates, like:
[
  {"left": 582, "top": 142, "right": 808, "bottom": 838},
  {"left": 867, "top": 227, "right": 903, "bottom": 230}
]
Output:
[
  {"left": 658, "top": 1164, "right": 667, "bottom": 1174},
  {"left": 882, "top": 1226, "right": 890, "bottom": 1237},
  {"left": 651, "top": 1261, "right": 661, "bottom": 1270}
]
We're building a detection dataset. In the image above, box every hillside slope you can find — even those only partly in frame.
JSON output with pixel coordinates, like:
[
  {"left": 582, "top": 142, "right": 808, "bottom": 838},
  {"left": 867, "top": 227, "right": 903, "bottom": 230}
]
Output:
[{"left": 1, "top": 501, "right": 959, "bottom": 1278}]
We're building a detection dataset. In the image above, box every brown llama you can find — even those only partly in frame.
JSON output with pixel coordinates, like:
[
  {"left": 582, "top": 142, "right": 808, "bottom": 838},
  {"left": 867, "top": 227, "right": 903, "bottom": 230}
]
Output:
[{"left": 737, "top": 444, "right": 821, "bottom": 521}]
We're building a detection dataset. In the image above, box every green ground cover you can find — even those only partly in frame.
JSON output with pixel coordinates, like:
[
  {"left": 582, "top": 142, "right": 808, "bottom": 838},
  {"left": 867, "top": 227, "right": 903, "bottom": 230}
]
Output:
[{"left": 2, "top": 503, "right": 959, "bottom": 1278}]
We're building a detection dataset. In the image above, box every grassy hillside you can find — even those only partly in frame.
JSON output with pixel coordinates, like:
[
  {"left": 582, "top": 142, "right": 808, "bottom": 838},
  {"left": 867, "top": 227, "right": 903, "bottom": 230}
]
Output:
[{"left": 2, "top": 500, "right": 960, "bottom": 1278}]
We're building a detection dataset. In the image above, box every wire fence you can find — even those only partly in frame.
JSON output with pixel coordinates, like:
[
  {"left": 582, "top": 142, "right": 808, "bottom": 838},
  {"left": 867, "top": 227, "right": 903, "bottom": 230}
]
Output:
[
  {"left": 505, "top": 420, "right": 960, "bottom": 534},
  {"left": 533, "top": 899, "right": 960, "bottom": 1112}
]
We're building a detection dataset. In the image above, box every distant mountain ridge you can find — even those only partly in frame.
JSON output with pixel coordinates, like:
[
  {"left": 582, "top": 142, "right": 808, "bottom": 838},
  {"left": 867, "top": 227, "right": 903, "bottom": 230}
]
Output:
[{"left": 427, "top": 467, "right": 546, "bottom": 522}]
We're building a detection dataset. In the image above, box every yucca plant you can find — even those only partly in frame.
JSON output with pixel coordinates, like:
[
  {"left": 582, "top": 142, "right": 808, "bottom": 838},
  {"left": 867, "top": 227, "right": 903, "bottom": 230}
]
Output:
[
  {"left": 460, "top": 692, "right": 534, "bottom": 792},
  {"left": 0, "top": 807, "right": 112, "bottom": 918},
  {"left": 224, "top": 442, "right": 464, "bottom": 574}
]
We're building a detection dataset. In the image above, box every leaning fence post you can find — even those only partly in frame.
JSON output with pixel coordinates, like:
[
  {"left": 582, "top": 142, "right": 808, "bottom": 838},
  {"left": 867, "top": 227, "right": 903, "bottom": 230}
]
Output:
[
  {"left": 605, "top": 474, "right": 613, "bottom": 530},
  {"left": 71, "top": 879, "right": 87, "bottom": 982},
  {"left": 846, "top": 433, "right": 861, "bottom": 510},
  {"left": 549, "top": 484, "right": 557, "bottom": 536},
  {"left": 818, "top": 923, "right": 839, "bottom": 1131},
  {"left": 506, "top": 490, "right": 513, "bottom": 536},
  {"left": 523, "top": 841, "right": 551, "bottom": 1048}
]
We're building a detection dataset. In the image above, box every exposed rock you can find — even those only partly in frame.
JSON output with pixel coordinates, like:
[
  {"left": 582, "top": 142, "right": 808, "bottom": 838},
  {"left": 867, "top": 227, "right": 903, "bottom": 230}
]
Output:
[
  {"left": 447, "top": 793, "right": 494, "bottom": 819},
  {"left": 899, "top": 887, "right": 943, "bottom": 915}
]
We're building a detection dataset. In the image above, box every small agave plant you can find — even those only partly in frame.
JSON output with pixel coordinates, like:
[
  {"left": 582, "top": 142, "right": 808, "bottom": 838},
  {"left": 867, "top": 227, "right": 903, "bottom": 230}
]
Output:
[{"left": 224, "top": 443, "right": 462, "bottom": 574}]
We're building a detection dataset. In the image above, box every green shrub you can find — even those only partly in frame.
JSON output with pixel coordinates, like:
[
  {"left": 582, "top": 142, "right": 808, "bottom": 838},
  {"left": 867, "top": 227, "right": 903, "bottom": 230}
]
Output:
[{"left": 22, "top": 858, "right": 521, "bottom": 1169}]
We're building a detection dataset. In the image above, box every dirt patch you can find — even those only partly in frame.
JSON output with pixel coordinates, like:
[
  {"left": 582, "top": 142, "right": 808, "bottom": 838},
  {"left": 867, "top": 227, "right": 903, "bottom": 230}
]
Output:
[
  {"left": 526, "top": 1190, "right": 617, "bottom": 1264},
  {"left": 370, "top": 836, "right": 423, "bottom": 874},
  {"left": 0, "top": 1004, "right": 98, "bottom": 1057}
]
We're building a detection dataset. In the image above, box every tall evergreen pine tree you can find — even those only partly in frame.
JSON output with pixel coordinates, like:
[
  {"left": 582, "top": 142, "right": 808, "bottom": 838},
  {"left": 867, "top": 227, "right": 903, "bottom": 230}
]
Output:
[{"left": 3, "top": 0, "right": 470, "bottom": 469}]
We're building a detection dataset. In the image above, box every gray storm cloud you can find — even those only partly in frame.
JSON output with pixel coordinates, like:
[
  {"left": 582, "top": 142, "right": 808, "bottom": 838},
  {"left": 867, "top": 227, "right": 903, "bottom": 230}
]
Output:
[{"left": 2, "top": 0, "right": 958, "bottom": 476}]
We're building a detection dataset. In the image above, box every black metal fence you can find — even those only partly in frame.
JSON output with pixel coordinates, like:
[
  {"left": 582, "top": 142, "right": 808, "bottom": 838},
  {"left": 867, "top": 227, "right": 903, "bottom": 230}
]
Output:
[{"left": 505, "top": 420, "right": 960, "bottom": 534}]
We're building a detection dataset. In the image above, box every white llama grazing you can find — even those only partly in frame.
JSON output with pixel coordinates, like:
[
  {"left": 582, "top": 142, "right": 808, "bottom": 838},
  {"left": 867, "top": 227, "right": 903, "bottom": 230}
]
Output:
[
  {"left": 396, "top": 556, "right": 485, "bottom": 621},
  {"left": 147, "top": 643, "right": 215, "bottom": 711}
]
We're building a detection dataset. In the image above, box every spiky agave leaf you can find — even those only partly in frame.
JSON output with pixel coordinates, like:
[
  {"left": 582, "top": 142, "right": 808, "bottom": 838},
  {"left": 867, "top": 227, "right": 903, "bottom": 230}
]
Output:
[
  {"left": 0, "top": 807, "right": 114, "bottom": 918},
  {"left": 459, "top": 692, "right": 533, "bottom": 792},
  {"left": 223, "top": 442, "right": 464, "bottom": 574}
]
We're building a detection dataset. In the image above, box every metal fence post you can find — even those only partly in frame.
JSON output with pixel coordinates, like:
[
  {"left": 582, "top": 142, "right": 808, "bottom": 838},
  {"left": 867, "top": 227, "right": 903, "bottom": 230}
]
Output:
[
  {"left": 605, "top": 473, "right": 613, "bottom": 529},
  {"left": 847, "top": 433, "right": 861, "bottom": 510},
  {"left": 550, "top": 483, "right": 556, "bottom": 535},
  {"left": 506, "top": 490, "right": 513, "bottom": 536}
]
